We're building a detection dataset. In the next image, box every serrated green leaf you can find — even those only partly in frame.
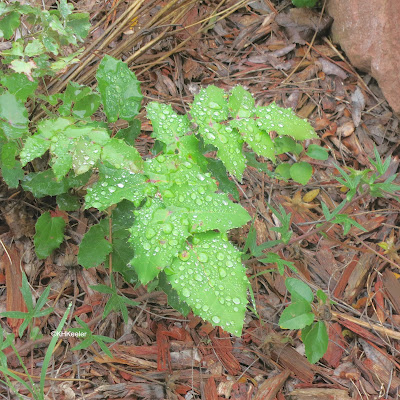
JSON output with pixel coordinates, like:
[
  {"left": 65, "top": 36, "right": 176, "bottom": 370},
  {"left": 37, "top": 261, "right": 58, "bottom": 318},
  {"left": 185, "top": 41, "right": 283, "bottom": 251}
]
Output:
[
  {"left": 78, "top": 220, "right": 112, "bottom": 268},
  {"left": 176, "top": 135, "right": 208, "bottom": 170},
  {"left": 198, "top": 123, "right": 246, "bottom": 180},
  {"left": 285, "top": 278, "right": 313, "bottom": 303},
  {"left": 72, "top": 138, "right": 101, "bottom": 175},
  {"left": 129, "top": 198, "right": 190, "bottom": 284},
  {"left": 279, "top": 300, "right": 314, "bottom": 329},
  {"left": 20, "top": 136, "right": 51, "bottom": 166},
  {"left": 302, "top": 321, "right": 329, "bottom": 363},
  {"left": 22, "top": 170, "right": 68, "bottom": 197},
  {"left": 306, "top": 144, "right": 329, "bottom": 160},
  {"left": 1, "top": 73, "right": 38, "bottom": 101},
  {"left": 191, "top": 85, "right": 229, "bottom": 124},
  {"left": 85, "top": 163, "right": 149, "bottom": 211},
  {"left": 66, "top": 12, "right": 90, "bottom": 42},
  {"left": 230, "top": 117, "right": 275, "bottom": 161},
  {"left": 147, "top": 102, "right": 190, "bottom": 146},
  {"left": 290, "top": 162, "right": 313, "bottom": 185},
  {"left": 0, "top": 91, "right": 28, "bottom": 139},
  {"left": 228, "top": 85, "right": 255, "bottom": 118},
  {"left": 0, "top": 11, "right": 20, "bottom": 40},
  {"left": 101, "top": 138, "right": 143, "bottom": 173},
  {"left": 96, "top": 55, "right": 143, "bottom": 122},
  {"left": 34, "top": 212, "right": 66, "bottom": 259},
  {"left": 25, "top": 39, "right": 44, "bottom": 57},
  {"left": 167, "top": 232, "right": 248, "bottom": 336},
  {"left": 163, "top": 184, "right": 250, "bottom": 233},
  {"left": 256, "top": 103, "right": 317, "bottom": 140},
  {"left": 1, "top": 141, "right": 24, "bottom": 188}
]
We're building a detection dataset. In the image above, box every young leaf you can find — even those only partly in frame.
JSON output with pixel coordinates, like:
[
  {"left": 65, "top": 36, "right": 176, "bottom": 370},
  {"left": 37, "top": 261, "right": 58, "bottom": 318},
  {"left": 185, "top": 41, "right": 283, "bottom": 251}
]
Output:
[
  {"left": 285, "top": 277, "right": 313, "bottom": 303},
  {"left": 306, "top": 144, "right": 329, "bottom": 160},
  {"left": 78, "top": 220, "right": 112, "bottom": 269},
  {"left": 34, "top": 212, "right": 66, "bottom": 259},
  {"left": 301, "top": 321, "right": 329, "bottom": 364},
  {"left": 147, "top": 102, "right": 190, "bottom": 146},
  {"left": 290, "top": 162, "right": 313, "bottom": 185},
  {"left": 167, "top": 232, "right": 248, "bottom": 336},
  {"left": 256, "top": 103, "right": 317, "bottom": 141},
  {"left": 279, "top": 300, "right": 314, "bottom": 330},
  {"left": 96, "top": 55, "right": 143, "bottom": 122}
]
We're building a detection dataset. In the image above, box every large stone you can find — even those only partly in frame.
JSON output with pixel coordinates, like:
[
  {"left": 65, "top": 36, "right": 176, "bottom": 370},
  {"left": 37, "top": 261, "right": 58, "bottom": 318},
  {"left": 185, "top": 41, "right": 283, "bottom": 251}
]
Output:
[{"left": 326, "top": 0, "right": 400, "bottom": 115}]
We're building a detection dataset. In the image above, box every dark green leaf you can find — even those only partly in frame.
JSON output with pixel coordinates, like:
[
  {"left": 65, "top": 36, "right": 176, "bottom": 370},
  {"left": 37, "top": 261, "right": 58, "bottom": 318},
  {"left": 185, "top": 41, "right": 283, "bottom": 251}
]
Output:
[
  {"left": 302, "top": 321, "right": 329, "bottom": 363},
  {"left": 34, "top": 212, "right": 66, "bottom": 259},
  {"left": 96, "top": 55, "right": 143, "bottom": 122},
  {"left": 22, "top": 170, "right": 68, "bottom": 197},
  {"left": 78, "top": 220, "right": 112, "bottom": 269}
]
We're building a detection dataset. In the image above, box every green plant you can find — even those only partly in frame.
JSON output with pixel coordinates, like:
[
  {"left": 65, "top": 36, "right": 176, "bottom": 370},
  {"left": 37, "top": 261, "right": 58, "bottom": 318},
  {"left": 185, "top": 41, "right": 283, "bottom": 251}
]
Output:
[
  {"left": 2, "top": 1, "right": 399, "bottom": 367},
  {"left": 0, "top": 272, "right": 53, "bottom": 339},
  {"left": 0, "top": 304, "right": 71, "bottom": 400},
  {"left": 291, "top": 0, "right": 318, "bottom": 8},
  {"left": 278, "top": 278, "right": 329, "bottom": 363}
]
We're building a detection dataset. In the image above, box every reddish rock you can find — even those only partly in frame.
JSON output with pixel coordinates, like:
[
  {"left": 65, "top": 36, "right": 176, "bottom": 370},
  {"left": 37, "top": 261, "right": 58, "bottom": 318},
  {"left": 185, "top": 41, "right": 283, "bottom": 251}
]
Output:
[{"left": 326, "top": 0, "right": 400, "bottom": 115}]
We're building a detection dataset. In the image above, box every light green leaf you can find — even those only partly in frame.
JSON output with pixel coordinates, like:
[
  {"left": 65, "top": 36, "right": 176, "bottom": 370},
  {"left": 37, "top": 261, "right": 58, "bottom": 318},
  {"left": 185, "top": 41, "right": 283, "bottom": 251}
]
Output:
[
  {"left": 191, "top": 85, "right": 229, "bottom": 124},
  {"left": 275, "top": 163, "right": 292, "bottom": 180},
  {"left": 256, "top": 103, "right": 317, "bottom": 140},
  {"left": 230, "top": 117, "right": 275, "bottom": 161},
  {"left": 306, "top": 144, "right": 329, "bottom": 160},
  {"left": 78, "top": 220, "right": 112, "bottom": 269},
  {"left": 163, "top": 184, "right": 250, "bottom": 233},
  {"left": 198, "top": 123, "right": 246, "bottom": 180},
  {"left": 302, "top": 321, "right": 329, "bottom": 363},
  {"left": 96, "top": 55, "right": 143, "bottom": 122},
  {"left": 20, "top": 136, "right": 51, "bottom": 166},
  {"left": 101, "top": 138, "right": 143, "bottom": 173},
  {"left": 285, "top": 277, "right": 313, "bottom": 303},
  {"left": 129, "top": 198, "right": 190, "bottom": 284},
  {"left": 85, "top": 163, "right": 149, "bottom": 211},
  {"left": 0, "top": 91, "right": 28, "bottom": 139},
  {"left": 228, "top": 85, "right": 255, "bottom": 118},
  {"left": 167, "top": 232, "right": 248, "bottom": 336},
  {"left": 147, "top": 102, "right": 190, "bottom": 146},
  {"left": 279, "top": 301, "right": 314, "bottom": 329},
  {"left": 66, "top": 12, "right": 90, "bottom": 42},
  {"left": 72, "top": 138, "right": 101, "bottom": 175},
  {"left": 290, "top": 162, "right": 313, "bottom": 185},
  {"left": 25, "top": 39, "right": 44, "bottom": 57},
  {"left": 34, "top": 212, "right": 66, "bottom": 259},
  {"left": 1, "top": 73, "right": 38, "bottom": 101}
]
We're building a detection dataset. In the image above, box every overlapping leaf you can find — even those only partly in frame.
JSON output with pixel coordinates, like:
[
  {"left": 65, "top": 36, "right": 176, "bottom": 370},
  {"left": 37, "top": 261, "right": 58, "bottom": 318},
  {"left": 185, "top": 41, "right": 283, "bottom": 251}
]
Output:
[
  {"left": 128, "top": 198, "right": 190, "bottom": 284},
  {"left": 166, "top": 232, "right": 248, "bottom": 336},
  {"left": 85, "top": 163, "right": 149, "bottom": 211}
]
